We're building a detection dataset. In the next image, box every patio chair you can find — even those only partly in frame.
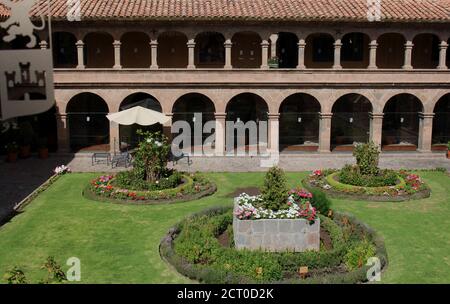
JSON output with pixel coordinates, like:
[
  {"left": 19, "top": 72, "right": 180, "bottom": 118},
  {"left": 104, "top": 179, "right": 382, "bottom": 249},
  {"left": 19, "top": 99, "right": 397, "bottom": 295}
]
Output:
[{"left": 111, "top": 151, "right": 132, "bottom": 168}]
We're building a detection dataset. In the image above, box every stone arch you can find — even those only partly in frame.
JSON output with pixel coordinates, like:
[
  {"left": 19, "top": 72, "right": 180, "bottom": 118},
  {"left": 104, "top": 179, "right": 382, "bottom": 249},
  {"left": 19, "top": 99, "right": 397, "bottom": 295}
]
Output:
[
  {"left": 412, "top": 33, "right": 440, "bottom": 69},
  {"left": 52, "top": 31, "right": 77, "bottom": 68},
  {"left": 376, "top": 33, "right": 406, "bottom": 68},
  {"left": 279, "top": 93, "right": 321, "bottom": 152},
  {"left": 66, "top": 92, "right": 110, "bottom": 152},
  {"left": 382, "top": 93, "right": 424, "bottom": 151},
  {"left": 331, "top": 94, "right": 373, "bottom": 150},
  {"left": 84, "top": 32, "right": 114, "bottom": 68},
  {"left": 305, "top": 33, "right": 335, "bottom": 68},
  {"left": 158, "top": 31, "right": 188, "bottom": 68},
  {"left": 231, "top": 31, "right": 262, "bottom": 68},
  {"left": 195, "top": 32, "right": 225, "bottom": 68},
  {"left": 120, "top": 32, "right": 151, "bottom": 68},
  {"left": 432, "top": 93, "right": 450, "bottom": 148},
  {"left": 341, "top": 32, "right": 371, "bottom": 68}
]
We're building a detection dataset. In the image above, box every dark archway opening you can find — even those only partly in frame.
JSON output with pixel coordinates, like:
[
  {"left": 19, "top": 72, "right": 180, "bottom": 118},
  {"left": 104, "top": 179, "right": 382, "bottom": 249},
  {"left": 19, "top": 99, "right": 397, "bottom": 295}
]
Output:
[
  {"left": 158, "top": 31, "right": 188, "bottom": 68},
  {"left": 120, "top": 32, "right": 150, "bottom": 68},
  {"left": 226, "top": 93, "right": 268, "bottom": 154},
  {"left": 172, "top": 93, "right": 216, "bottom": 153},
  {"left": 331, "top": 94, "right": 372, "bottom": 151},
  {"left": 277, "top": 32, "right": 298, "bottom": 68},
  {"left": 432, "top": 94, "right": 450, "bottom": 150},
  {"left": 382, "top": 94, "right": 423, "bottom": 151},
  {"left": 84, "top": 32, "right": 114, "bottom": 68},
  {"left": 195, "top": 32, "right": 225, "bottom": 68},
  {"left": 279, "top": 94, "right": 320, "bottom": 152},
  {"left": 305, "top": 33, "right": 334, "bottom": 68},
  {"left": 53, "top": 32, "right": 77, "bottom": 68},
  {"left": 67, "top": 93, "right": 109, "bottom": 152},
  {"left": 376, "top": 33, "right": 405, "bottom": 69}
]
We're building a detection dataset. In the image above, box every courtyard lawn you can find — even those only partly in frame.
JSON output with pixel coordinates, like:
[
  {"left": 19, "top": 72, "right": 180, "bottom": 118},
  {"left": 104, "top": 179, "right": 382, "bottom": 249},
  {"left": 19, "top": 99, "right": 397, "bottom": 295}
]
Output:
[{"left": 0, "top": 171, "right": 449, "bottom": 283}]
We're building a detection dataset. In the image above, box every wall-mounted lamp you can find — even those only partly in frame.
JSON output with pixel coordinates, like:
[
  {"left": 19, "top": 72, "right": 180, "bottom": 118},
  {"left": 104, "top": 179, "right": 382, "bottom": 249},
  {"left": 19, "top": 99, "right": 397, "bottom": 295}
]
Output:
[
  {"left": 86, "top": 116, "right": 91, "bottom": 122},
  {"left": 171, "top": 48, "right": 175, "bottom": 53},
  {"left": 236, "top": 117, "right": 241, "bottom": 122},
  {"left": 133, "top": 48, "right": 139, "bottom": 53},
  {"left": 400, "top": 117, "right": 404, "bottom": 123},
  {"left": 298, "top": 117, "right": 302, "bottom": 123},
  {"left": 96, "top": 48, "right": 101, "bottom": 54},
  {"left": 192, "top": 116, "right": 196, "bottom": 122},
  {"left": 349, "top": 117, "right": 354, "bottom": 123}
]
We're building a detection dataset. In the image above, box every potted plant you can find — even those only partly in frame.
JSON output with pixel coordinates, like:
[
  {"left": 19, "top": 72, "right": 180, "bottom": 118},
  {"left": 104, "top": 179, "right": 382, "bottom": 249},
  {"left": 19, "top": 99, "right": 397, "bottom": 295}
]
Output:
[
  {"left": 38, "top": 137, "right": 49, "bottom": 159},
  {"left": 5, "top": 142, "right": 19, "bottom": 163},
  {"left": 447, "top": 141, "right": 450, "bottom": 159},
  {"left": 268, "top": 56, "right": 279, "bottom": 68}
]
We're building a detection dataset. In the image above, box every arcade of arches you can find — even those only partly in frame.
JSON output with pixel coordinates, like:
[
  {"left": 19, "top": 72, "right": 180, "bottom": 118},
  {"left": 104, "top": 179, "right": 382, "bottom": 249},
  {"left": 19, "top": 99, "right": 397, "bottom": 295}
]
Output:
[{"left": 57, "top": 91, "right": 450, "bottom": 155}]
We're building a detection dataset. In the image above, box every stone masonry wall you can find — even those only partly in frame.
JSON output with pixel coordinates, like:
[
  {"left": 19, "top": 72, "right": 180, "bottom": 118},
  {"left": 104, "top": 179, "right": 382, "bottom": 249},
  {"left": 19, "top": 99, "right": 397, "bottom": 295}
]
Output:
[{"left": 233, "top": 201, "right": 320, "bottom": 252}]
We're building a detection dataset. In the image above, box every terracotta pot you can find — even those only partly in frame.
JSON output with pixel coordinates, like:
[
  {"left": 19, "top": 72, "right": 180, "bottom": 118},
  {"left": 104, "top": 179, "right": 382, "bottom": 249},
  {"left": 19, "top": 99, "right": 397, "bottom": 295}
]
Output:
[
  {"left": 38, "top": 147, "right": 49, "bottom": 159},
  {"left": 19, "top": 145, "right": 31, "bottom": 158},
  {"left": 7, "top": 152, "right": 18, "bottom": 163},
  {"left": 447, "top": 150, "right": 450, "bottom": 159}
]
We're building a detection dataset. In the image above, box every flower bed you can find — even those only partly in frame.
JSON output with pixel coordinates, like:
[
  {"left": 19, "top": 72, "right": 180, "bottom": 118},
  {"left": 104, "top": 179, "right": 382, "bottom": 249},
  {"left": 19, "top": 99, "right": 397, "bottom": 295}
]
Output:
[
  {"left": 160, "top": 206, "right": 388, "bottom": 284},
  {"left": 83, "top": 173, "right": 216, "bottom": 205},
  {"left": 304, "top": 169, "right": 430, "bottom": 202}
]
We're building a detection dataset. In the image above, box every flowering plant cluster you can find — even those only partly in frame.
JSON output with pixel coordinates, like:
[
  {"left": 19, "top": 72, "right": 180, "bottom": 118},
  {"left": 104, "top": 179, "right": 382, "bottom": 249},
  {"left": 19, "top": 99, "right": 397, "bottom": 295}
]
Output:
[
  {"left": 400, "top": 171, "right": 427, "bottom": 193},
  {"left": 234, "top": 190, "right": 317, "bottom": 223},
  {"left": 54, "top": 165, "right": 71, "bottom": 175},
  {"left": 88, "top": 173, "right": 213, "bottom": 203}
]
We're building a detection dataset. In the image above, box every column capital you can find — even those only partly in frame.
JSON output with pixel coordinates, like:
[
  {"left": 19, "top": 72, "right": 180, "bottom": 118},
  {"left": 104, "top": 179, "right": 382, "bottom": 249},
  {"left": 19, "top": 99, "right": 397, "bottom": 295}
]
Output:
[
  {"left": 333, "top": 41, "right": 343, "bottom": 47},
  {"left": 369, "top": 41, "right": 378, "bottom": 48},
  {"left": 224, "top": 40, "right": 233, "bottom": 47},
  {"left": 261, "top": 40, "right": 270, "bottom": 47},
  {"left": 113, "top": 40, "right": 121, "bottom": 47},
  {"left": 75, "top": 40, "right": 84, "bottom": 47},
  {"left": 439, "top": 41, "right": 449, "bottom": 49},
  {"left": 214, "top": 112, "right": 227, "bottom": 119},
  {"left": 419, "top": 113, "right": 435, "bottom": 119},
  {"left": 39, "top": 40, "right": 48, "bottom": 50},
  {"left": 369, "top": 112, "right": 384, "bottom": 119},
  {"left": 187, "top": 40, "right": 196, "bottom": 47},
  {"left": 268, "top": 113, "right": 280, "bottom": 120},
  {"left": 319, "top": 113, "right": 333, "bottom": 119},
  {"left": 404, "top": 41, "right": 414, "bottom": 49},
  {"left": 297, "top": 40, "right": 306, "bottom": 47},
  {"left": 150, "top": 40, "right": 158, "bottom": 47}
]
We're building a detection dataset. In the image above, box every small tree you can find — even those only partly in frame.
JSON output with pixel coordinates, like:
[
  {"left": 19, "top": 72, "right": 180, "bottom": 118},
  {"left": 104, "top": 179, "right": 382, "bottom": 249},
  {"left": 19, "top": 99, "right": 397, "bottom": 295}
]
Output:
[
  {"left": 133, "top": 130, "right": 170, "bottom": 183},
  {"left": 353, "top": 142, "right": 380, "bottom": 176},
  {"left": 260, "top": 166, "right": 288, "bottom": 210}
]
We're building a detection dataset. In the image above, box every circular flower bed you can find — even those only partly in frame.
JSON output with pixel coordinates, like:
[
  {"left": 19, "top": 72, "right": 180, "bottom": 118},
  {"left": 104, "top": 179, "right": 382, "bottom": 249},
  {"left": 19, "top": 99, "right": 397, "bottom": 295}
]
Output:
[
  {"left": 304, "top": 169, "right": 430, "bottom": 201},
  {"left": 84, "top": 172, "right": 216, "bottom": 204},
  {"left": 160, "top": 206, "right": 388, "bottom": 284}
]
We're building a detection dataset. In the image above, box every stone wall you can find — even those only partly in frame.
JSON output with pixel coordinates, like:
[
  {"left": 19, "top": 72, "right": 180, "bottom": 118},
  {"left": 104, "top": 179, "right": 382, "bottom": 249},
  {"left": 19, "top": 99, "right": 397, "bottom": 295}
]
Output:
[{"left": 233, "top": 201, "right": 320, "bottom": 252}]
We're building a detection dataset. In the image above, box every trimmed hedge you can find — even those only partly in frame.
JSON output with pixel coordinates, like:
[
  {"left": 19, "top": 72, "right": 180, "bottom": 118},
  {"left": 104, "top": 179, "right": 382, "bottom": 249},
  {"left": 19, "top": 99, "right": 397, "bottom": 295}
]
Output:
[
  {"left": 326, "top": 172, "right": 406, "bottom": 195},
  {"left": 160, "top": 206, "right": 388, "bottom": 284},
  {"left": 84, "top": 173, "right": 216, "bottom": 205}
]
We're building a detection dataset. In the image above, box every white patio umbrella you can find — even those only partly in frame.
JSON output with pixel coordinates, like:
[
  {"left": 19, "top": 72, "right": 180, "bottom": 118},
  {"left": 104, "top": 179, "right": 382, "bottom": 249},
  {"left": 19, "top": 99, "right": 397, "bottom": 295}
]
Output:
[{"left": 106, "top": 106, "right": 170, "bottom": 126}]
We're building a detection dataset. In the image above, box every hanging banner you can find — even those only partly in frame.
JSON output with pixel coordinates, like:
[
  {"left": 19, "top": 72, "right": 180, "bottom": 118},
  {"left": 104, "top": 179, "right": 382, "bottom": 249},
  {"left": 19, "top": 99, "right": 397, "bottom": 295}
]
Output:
[{"left": 0, "top": 0, "right": 54, "bottom": 120}]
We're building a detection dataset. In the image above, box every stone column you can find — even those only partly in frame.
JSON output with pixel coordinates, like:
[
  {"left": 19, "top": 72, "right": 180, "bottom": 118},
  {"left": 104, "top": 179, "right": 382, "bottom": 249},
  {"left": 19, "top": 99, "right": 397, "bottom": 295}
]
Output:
[
  {"left": 418, "top": 113, "right": 434, "bottom": 152},
  {"left": 214, "top": 113, "right": 226, "bottom": 156},
  {"left": 270, "top": 33, "right": 279, "bottom": 59},
  {"left": 76, "top": 40, "right": 85, "bottom": 69},
  {"left": 260, "top": 40, "right": 269, "bottom": 69},
  {"left": 369, "top": 113, "right": 384, "bottom": 147},
  {"left": 268, "top": 114, "right": 280, "bottom": 153},
  {"left": 368, "top": 40, "right": 378, "bottom": 69},
  {"left": 402, "top": 41, "right": 414, "bottom": 70},
  {"left": 333, "top": 39, "right": 342, "bottom": 69},
  {"left": 39, "top": 40, "right": 48, "bottom": 50},
  {"left": 113, "top": 40, "right": 122, "bottom": 69},
  {"left": 56, "top": 113, "right": 70, "bottom": 153},
  {"left": 437, "top": 41, "right": 448, "bottom": 70},
  {"left": 150, "top": 39, "right": 159, "bottom": 69},
  {"left": 319, "top": 113, "right": 332, "bottom": 153},
  {"left": 224, "top": 39, "right": 233, "bottom": 69},
  {"left": 109, "top": 121, "right": 120, "bottom": 153},
  {"left": 296, "top": 39, "right": 306, "bottom": 69},
  {"left": 187, "top": 39, "right": 196, "bottom": 69}
]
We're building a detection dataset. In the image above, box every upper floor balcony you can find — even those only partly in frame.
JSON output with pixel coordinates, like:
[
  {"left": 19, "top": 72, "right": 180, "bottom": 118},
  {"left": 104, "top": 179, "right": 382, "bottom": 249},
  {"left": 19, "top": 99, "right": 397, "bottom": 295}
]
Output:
[{"left": 39, "top": 27, "right": 450, "bottom": 86}]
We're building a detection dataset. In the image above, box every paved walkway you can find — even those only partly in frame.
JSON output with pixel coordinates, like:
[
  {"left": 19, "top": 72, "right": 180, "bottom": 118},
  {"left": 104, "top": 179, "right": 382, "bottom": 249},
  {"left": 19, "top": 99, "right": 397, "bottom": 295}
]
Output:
[{"left": 1, "top": 152, "right": 448, "bottom": 224}]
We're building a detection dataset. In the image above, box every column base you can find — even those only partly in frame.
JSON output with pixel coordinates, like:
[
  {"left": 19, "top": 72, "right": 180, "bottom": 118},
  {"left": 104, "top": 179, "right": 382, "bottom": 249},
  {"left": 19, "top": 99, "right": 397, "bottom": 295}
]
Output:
[
  {"left": 187, "top": 65, "right": 196, "bottom": 69},
  {"left": 113, "top": 65, "right": 122, "bottom": 69},
  {"left": 368, "top": 65, "right": 378, "bottom": 70},
  {"left": 332, "top": 65, "right": 342, "bottom": 70},
  {"left": 402, "top": 65, "right": 413, "bottom": 70},
  {"left": 296, "top": 65, "right": 306, "bottom": 70},
  {"left": 437, "top": 66, "right": 448, "bottom": 70},
  {"left": 76, "top": 65, "right": 85, "bottom": 69}
]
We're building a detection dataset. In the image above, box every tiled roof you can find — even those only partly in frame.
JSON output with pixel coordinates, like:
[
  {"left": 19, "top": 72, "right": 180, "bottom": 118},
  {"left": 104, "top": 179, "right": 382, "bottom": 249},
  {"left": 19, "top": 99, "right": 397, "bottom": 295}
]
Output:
[{"left": 1, "top": 0, "right": 449, "bottom": 22}]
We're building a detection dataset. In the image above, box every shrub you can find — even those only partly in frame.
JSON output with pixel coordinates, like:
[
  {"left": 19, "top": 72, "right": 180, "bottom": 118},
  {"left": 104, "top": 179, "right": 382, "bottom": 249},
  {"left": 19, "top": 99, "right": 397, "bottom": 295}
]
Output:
[
  {"left": 260, "top": 166, "right": 288, "bottom": 211},
  {"left": 133, "top": 130, "right": 170, "bottom": 183},
  {"left": 308, "top": 188, "right": 331, "bottom": 215},
  {"left": 353, "top": 142, "right": 380, "bottom": 176},
  {"left": 339, "top": 165, "right": 398, "bottom": 187},
  {"left": 343, "top": 239, "right": 377, "bottom": 270},
  {"left": 3, "top": 266, "right": 27, "bottom": 284},
  {"left": 40, "top": 256, "right": 67, "bottom": 283},
  {"left": 114, "top": 170, "right": 182, "bottom": 191}
]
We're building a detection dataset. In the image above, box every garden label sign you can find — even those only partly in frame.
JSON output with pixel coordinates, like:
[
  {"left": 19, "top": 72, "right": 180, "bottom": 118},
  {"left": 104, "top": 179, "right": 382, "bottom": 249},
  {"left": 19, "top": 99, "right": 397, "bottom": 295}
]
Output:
[{"left": 0, "top": 0, "right": 54, "bottom": 120}]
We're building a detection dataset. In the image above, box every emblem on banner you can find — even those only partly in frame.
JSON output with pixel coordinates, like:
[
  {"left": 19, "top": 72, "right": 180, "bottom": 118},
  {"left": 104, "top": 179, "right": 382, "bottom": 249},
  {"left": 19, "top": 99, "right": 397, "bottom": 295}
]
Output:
[{"left": 0, "top": 0, "right": 54, "bottom": 120}]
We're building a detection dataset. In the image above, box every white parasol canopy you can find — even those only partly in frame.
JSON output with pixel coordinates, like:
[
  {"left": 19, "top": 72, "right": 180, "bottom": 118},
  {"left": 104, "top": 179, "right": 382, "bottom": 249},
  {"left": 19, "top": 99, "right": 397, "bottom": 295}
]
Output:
[{"left": 107, "top": 106, "right": 170, "bottom": 126}]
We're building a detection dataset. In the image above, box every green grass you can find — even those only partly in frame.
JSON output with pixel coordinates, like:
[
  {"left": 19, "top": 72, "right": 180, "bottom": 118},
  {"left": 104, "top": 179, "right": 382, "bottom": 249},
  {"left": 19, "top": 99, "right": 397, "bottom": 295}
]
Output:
[{"left": 0, "top": 171, "right": 449, "bottom": 283}]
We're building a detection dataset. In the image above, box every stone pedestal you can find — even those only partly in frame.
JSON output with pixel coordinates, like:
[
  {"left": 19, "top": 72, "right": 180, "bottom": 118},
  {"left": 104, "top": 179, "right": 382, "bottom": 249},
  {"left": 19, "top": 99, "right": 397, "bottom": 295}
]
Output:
[{"left": 233, "top": 201, "right": 320, "bottom": 252}]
